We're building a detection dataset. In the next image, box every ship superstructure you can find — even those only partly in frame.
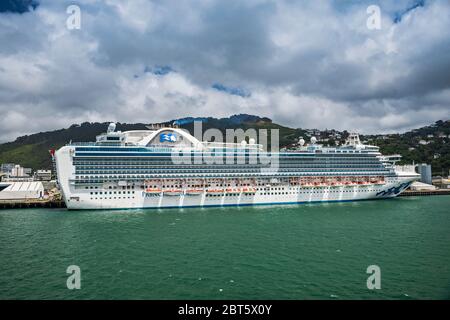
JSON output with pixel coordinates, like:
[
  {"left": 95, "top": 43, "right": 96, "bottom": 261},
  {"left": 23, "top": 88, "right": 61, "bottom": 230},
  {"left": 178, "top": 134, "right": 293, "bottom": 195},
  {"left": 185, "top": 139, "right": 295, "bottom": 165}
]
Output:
[{"left": 54, "top": 124, "right": 419, "bottom": 210}]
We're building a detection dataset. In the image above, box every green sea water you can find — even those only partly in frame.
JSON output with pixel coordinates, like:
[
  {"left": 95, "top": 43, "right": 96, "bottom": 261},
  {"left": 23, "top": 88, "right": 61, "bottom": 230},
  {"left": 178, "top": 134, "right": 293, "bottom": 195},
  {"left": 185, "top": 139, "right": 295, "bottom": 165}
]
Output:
[{"left": 0, "top": 196, "right": 449, "bottom": 300}]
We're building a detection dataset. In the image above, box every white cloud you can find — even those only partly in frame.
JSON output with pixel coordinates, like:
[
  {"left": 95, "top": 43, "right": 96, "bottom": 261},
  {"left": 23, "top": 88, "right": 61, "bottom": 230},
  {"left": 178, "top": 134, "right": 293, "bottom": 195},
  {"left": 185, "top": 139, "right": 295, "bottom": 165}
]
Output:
[{"left": 0, "top": 0, "right": 449, "bottom": 142}]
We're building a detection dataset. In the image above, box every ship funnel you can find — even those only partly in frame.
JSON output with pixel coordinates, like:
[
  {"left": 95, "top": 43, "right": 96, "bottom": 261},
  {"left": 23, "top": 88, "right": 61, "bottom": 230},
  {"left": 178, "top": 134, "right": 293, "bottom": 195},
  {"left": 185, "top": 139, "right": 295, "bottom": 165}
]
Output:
[{"left": 345, "top": 133, "right": 362, "bottom": 147}]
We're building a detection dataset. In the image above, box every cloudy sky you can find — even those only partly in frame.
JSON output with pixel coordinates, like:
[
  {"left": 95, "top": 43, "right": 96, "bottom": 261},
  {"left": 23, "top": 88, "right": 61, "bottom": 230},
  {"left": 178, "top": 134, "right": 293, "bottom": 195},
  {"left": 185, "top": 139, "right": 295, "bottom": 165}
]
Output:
[{"left": 0, "top": 0, "right": 449, "bottom": 142}]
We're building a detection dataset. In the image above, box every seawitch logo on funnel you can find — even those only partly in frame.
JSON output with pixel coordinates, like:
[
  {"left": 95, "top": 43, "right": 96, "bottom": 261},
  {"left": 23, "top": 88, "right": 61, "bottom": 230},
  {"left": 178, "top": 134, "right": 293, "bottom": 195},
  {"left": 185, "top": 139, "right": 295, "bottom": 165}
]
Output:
[{"left": 160, "top": 133, "right": 177, "bottom": 143}]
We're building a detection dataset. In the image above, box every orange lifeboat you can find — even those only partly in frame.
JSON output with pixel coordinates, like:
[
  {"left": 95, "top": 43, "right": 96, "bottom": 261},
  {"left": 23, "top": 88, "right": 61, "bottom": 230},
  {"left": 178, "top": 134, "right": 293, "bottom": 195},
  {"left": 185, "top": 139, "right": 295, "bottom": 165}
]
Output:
[
  {"left": 185, "top": 189, "right": 203, "bottom": 196},
  {"left": 206, "top": 189, "right": 224, "bottom": 194},
  {"left": 225, "top": 188, "right": 241, "bottom": 194},
  {"left": 242, "top": 187, "right": 256, "bottom": 194},
  {"left": 163, "top": 189, "right": 183, "bottom": 196},
  {"left": 145, "top": 188, "right": 161, "bottom": 194}
]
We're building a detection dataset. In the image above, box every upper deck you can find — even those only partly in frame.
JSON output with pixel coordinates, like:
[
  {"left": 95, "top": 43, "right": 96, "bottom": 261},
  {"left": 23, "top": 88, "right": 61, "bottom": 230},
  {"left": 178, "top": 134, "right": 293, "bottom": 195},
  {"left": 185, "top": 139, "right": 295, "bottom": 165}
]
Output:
[{"left": 69, "top": 123, "right": 383, "bottom": 156}]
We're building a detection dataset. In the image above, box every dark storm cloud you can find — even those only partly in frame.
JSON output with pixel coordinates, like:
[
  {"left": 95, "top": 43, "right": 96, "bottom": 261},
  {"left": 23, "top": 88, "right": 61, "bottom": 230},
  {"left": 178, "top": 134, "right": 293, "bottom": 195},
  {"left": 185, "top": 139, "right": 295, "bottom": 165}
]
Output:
[
  {"left": 87, "top": 0, "right": 276, "bottom": 86},
  {"left": 85, "top": 0, "right": 450, "bottom": 103}
]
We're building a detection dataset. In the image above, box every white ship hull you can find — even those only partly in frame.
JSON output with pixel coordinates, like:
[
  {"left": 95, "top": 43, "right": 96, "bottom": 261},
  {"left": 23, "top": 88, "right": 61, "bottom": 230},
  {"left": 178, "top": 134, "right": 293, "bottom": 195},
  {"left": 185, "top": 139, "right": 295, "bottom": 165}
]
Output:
[
  {"left": 63, "top": 183, "right": 414, "bottom": 210},
  {"left": 54, "top": 128, "right": 420, "bottom": 210}
]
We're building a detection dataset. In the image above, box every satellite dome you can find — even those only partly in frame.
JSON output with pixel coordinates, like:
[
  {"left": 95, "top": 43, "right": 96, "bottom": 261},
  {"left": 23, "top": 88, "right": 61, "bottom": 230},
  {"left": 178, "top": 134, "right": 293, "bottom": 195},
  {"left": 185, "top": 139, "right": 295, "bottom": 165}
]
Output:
[
  {"left": 249, "top": 138, "right": 256, "bottom": 145},
  {"left": 241, "top": 140, "right": 247, "bottom": 147},
  {"left": 311, "top": 136, "right": 317, "bottom": 144},
  {"left": 107, "top": 122, "right": 116, "bottom": 133},
  {"left": 299, "top": 138, "right": 305, "bottom": 146}
]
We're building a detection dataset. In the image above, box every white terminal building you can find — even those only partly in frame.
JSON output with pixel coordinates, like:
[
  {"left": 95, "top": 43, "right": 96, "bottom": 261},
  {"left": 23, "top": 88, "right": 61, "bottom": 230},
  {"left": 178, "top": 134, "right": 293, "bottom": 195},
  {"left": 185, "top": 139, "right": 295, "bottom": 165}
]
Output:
[{"left": 0, "top": 181, "right": 45, "bottom": 201}]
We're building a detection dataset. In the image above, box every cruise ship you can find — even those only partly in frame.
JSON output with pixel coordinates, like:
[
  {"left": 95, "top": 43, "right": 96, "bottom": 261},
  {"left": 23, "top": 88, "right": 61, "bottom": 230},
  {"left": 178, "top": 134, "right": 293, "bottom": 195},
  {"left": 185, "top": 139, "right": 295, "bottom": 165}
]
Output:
[{"left": 54, "top": 123, "right": 419, "bottom": 210}]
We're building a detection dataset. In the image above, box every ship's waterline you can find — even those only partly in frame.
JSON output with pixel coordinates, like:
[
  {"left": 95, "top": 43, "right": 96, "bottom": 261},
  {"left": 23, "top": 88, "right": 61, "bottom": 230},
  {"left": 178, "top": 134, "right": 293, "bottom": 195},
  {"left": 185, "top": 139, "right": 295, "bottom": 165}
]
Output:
[{"left": 0, "top": 196, "right": 449, "bottom": 299}]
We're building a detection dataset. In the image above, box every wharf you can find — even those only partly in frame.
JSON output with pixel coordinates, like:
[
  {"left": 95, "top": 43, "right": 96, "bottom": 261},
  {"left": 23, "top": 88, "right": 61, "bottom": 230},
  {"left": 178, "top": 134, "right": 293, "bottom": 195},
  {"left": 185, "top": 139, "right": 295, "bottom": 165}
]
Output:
[
  {"left": 0, "top": 199, "right": 66, "bottom": 209},
  {"left": 400, "top": 189, "right": 450, "bottom": 197}
]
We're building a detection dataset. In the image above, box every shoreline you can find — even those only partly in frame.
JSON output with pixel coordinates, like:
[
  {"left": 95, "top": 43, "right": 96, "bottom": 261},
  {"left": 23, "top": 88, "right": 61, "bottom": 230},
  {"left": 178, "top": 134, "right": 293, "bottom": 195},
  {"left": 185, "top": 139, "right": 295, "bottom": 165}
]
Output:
[{"left": 1, "top": 189, "right": 450, "bottom": 209}]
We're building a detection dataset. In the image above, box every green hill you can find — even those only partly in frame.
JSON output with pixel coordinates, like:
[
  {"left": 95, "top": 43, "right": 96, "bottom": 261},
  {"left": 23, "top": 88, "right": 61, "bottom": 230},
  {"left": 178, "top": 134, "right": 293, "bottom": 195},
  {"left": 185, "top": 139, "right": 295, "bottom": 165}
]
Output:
[
  {"left": 361, "top": 120, "right": 450, "bottom": 177},
  {"left": 0, "top": 115, "right": 448, "bottom": 176},
  {"left": 0, "top": 122, "right": 150, "bottom": 170}
]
